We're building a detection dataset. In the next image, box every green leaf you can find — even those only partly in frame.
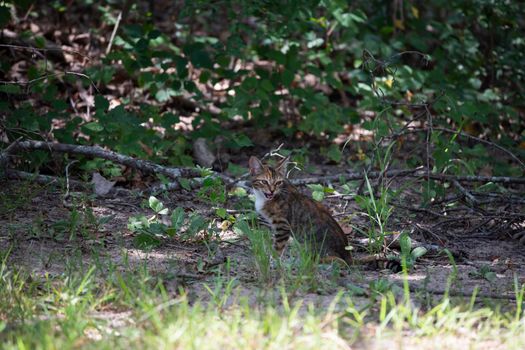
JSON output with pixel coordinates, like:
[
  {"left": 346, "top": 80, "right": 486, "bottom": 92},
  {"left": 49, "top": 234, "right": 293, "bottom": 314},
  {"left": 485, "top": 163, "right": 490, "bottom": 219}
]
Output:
[
  {"left": 133, "top": 232, "right": 160, "bottom": 249},
  {"left": 0, "top": 85, "right": 22, "bottom": 94},
  {"left": 216, "top": 207, "right": 227, "bottom": 219},
  {"left": 399, "top": 232, "right": 411, "bottom": 255},
  {"left": 171, "top": 207, "right": 185, "bottom": 231},
  {"left": 127, "top": 215, "right": 149, "bottom": 232},
  {"left": 228, "top": 134, "right": 253, "bottom": 149},
  {"left": 148, "top": 196, "right": 164, "bottom": 213},
  {"left": 233, "top": 220, "right": 251, "bottom": 236},
  {"left": 326, "top": 145, "right": 342, "bottom": 163},
  {"left": 185, "top": 44, "right": 213, "bottom": 69},
  {"left": 307, "top": 184, "right": 324, "bottom": 192},
  {"left": 281, "top": 70, "right": 295, "bottom": 87},
  {"left": 411, "top": 247, "right": 427, "bottom": 259},
  {"left": 312, "top": 191, "right": 325, "bottom": 202},
  {"left": 260, "top": 79, "right": 274, "bottom": 92},
  {"left": 155, "top": 88, "right": 176, "bottom": 102},
  {"left": 178, "top": 178, "right": 192, "bottom": 191},
  {"left": 83, "top": 122, "right": 104, "bottom": 132},
  {"left": 95, "top": 95, "right": 109, "bottom": 112},
  {"left": 186, "top": 214, "right": 208, "bottom": 236}
]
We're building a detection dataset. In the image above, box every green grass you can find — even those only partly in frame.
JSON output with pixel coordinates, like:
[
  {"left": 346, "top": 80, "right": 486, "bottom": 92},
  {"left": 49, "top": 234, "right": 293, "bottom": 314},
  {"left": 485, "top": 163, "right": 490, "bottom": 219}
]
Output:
[{"left": 2, "top": 247, "right": 525, "bottom": 350}]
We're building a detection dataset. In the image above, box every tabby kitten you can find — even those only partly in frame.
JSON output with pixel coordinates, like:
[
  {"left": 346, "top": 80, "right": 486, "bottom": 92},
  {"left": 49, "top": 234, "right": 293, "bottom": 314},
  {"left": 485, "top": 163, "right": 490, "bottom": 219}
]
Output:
[{"left": 249, "top": 155, "right": 352, "bottom": 264}]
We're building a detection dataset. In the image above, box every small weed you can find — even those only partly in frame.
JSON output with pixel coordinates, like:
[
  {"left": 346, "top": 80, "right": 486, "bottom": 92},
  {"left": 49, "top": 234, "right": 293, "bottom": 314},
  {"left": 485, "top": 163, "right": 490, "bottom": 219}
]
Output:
[
  {"left": 354, "top": 173, "right": 394, "bottom": 255},
  {"left": 129, "top": 196, "right": 219, "bottom": 249},
  {"left": 469, "top": 265, "right": 497, "bottom": 283},
  {"left": 280, "top": 235, "right": 322, "bottom": 294},
  {"left": 398, "top": 231, "right": 427, "bottom": 270},
  {"left": 234, "top": 219, "right": 273, "bottom": 283},
  {"left": 203, "top": 272, "right": 237, "bottom": 310}
]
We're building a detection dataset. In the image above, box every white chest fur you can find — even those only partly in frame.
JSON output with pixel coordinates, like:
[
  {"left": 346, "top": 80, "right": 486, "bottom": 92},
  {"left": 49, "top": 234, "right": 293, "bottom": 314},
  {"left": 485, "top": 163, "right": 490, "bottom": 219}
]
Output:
[{"left": 253, "top": 189, "right": 271, "bottom": 223}]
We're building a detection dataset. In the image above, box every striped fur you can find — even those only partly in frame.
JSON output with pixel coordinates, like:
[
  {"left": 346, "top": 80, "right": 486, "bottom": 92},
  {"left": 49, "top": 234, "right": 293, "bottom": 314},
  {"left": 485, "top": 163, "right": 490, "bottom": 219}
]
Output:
[{"left": 249, "top": 156, "right": 352, "bottom": 264}]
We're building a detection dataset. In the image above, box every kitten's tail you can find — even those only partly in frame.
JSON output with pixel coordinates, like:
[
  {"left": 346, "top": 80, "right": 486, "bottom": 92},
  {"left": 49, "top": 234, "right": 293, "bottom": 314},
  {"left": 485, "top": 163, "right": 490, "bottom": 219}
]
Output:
[
  {"left": 321, "top": 254, "right": 401, "bottom": 272},
  {"left": 353, "top": 254, "right": 402, "bottom": 272}
]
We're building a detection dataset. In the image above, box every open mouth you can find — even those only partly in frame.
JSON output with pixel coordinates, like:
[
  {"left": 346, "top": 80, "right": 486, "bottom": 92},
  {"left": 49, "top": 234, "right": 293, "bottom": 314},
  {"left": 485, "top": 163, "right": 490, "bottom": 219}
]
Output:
[{"left": 264, "top": 193, "right": 274, "bottom": 199}]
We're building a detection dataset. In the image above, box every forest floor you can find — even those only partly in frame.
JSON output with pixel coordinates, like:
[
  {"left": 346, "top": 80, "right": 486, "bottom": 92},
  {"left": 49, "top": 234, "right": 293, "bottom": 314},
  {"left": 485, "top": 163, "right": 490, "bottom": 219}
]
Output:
[{"left": 2, "top": 162, "right": 524, "bottom": 349}]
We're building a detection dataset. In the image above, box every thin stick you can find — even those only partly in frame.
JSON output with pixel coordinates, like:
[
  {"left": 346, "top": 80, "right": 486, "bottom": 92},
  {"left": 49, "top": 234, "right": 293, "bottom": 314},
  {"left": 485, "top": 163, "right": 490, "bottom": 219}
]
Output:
[
  {"left": 0, "top": 71, "right": 100, "bottom": 94},
  {"left": 0, "top": 43, "right": 90, "bottom": 61},
  {"left": 106, "top": 11, "right": 123, "bottom": 55},
  {"left": 63, "top": 160, "right": 79, "bottom": 201},
  {"left": 452, "top": 180, "right": 479, "bottom": 205},
  {"left": 5, "top": 169, "right": 86, "bottom": 189}
]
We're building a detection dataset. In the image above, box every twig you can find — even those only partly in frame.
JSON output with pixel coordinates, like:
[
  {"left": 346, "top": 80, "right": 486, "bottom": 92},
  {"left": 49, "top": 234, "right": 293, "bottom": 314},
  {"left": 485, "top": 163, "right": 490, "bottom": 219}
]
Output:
[
  {"left": 0, "top": 71, "right": 100, "bottom": 95},
  {"left": 262, "top": 143, "right": 284, "bottom": 160},
  {"left": 412, "top": 222, "right": 446, "bottom": 245},
  {"left": 452, "top": 180, "right": 479, "bottom": 205},
  {"left": 106, "top": 11, "right": 123, "bottom": 55},
  {"left": 290, "top": 168, "right": 423, "bottom": 185},
  {"left": 5, "top": 169, "right": 87, "bottom": 189},
  {"left": 63, "top": 160, "right": 79, "bottom": 204},
  {"left": 0, "top": 43, "right": 90, "bottom": 61},
  {"left": 424, "top": 105, "right": 433, "bottom": 195},
  {"left": 424, "top": 172, "right": 525, "bottom": 185},
  {"left": 391, "top": 202, "right": 446, "bottom": 217}
]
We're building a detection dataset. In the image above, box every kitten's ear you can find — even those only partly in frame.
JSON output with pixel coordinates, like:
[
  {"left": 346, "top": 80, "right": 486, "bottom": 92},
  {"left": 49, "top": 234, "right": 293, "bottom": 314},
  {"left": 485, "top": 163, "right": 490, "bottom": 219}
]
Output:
[
  {"left": 249, "top": 156, "right": 263, "bottom": 175},
  {"left": 275, "top": 156, "right": 290, "bottom": 176}
]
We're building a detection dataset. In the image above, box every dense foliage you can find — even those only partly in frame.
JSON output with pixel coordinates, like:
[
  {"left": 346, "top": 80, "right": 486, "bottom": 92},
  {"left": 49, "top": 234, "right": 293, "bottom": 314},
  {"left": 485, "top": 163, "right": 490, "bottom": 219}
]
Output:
[{"left": 1, "top": 0, "right": 524, "bottom": 181}]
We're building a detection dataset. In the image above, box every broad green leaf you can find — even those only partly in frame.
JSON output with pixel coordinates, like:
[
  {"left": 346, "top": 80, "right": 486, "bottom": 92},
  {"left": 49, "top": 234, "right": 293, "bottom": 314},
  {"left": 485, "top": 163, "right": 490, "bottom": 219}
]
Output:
[
  {"left": 149, "top": 196, "right": 164, "bottom": 213},
  {"left": 411, "top": 247, "right": 427, "bottom": 259},
  {"left": 312, "top": 191, "right": 325, "bottom": 202},
  {"left": 178, "top": 178, "right": 192, "bottom": 191},
  {"left": 83, "top": 122, "right": 104, "bottom": 132},
  {"left": 133, "top": 232, "right": 160, "bottom": 249},
  {"left": 170, "top": 207, "right": 185, "bottom": 232}
]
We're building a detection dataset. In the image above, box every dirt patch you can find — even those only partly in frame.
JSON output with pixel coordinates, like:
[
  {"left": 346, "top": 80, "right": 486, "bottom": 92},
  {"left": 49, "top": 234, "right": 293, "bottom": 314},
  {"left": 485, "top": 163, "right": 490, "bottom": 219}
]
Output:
[{"left": 1, "top": 176, "right": 524, "bottom": 307}]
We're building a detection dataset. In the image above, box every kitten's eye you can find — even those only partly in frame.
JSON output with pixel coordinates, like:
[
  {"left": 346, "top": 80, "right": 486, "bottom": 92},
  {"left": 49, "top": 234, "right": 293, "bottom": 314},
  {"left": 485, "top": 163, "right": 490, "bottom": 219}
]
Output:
[{"left": 275, "top": 180, "right": 283, "bottom": 186}]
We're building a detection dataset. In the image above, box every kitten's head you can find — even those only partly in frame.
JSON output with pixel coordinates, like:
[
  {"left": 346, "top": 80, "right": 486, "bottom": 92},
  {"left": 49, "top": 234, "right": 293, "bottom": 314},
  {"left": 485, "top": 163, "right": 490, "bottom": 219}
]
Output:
[{"left": 248, "top": 156, "right": 290, "bottom": 200}]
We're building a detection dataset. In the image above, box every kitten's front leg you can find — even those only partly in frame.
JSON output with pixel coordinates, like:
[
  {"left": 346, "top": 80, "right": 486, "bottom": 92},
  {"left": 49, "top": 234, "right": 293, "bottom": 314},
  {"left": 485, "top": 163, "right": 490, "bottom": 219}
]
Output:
[{"left": 271, "top": 218, "right": 292, "bottom": 257}]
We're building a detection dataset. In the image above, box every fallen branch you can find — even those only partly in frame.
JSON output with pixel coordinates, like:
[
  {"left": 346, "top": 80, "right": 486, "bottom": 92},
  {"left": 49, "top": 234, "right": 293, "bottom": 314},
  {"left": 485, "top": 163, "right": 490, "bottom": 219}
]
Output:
[
  {"left": 290, "top": 168, "right": 525, "bottom": 185},
  {"left": 423, "top": 172, "right": 525, "bottom": 185},
  {"left": 290, "top": 168, "right": 423, "bottom": 185},
  {"left": 6, "top": 140, "right": 525, "bottom": 196},
  {"left": 13, "top": 141, "right": 245, "bottom": 185},
  {"left": 13, "top": 140, "right": 204, "bottom": 179}
]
